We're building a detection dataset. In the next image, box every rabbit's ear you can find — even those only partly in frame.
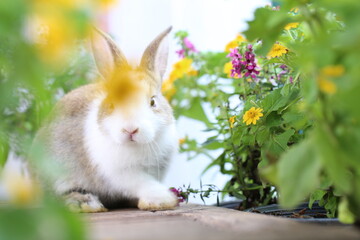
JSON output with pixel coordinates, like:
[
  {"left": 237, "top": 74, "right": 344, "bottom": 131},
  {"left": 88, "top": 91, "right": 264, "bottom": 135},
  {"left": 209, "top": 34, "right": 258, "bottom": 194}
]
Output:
[
  {"left": 91, "top": 28, "right": 128, "bottom": 80},
  {"left": 140, "top": 26, "right": 172, "bottom": 83}
]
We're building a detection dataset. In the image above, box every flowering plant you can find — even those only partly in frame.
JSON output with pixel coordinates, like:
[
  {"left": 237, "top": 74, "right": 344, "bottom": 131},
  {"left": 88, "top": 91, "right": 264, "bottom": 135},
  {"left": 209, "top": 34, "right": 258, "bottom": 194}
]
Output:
[
  {"left": 168, "top": 29, "right": 303, "bottom": 209},
  {"left": 167, "top": 0, "right": 360, "bottom": 224}
]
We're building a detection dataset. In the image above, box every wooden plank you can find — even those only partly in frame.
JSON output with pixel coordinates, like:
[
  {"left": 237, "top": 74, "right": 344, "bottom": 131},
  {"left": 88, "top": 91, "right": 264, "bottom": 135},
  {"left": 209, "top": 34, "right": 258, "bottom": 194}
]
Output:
[{"left": 86, "top": 204, "right": 360, "bottom": 240}]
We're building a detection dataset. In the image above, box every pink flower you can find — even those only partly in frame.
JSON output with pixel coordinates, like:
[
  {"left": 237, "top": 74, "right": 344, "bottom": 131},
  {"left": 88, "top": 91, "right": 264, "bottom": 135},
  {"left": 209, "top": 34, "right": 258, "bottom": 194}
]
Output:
[
  {"left": 176, "top": 37, "right": 198, "bottom": 59},
  {"left": 183, "top": 37, "right": 197, "bottom": 52}
]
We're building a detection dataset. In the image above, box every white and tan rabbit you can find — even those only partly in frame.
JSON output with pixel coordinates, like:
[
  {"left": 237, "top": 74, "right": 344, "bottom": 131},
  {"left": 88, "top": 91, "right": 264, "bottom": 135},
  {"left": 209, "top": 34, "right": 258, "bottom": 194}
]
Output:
[{"left": 33, "top": 27, "right": 178, "bottom": 212}]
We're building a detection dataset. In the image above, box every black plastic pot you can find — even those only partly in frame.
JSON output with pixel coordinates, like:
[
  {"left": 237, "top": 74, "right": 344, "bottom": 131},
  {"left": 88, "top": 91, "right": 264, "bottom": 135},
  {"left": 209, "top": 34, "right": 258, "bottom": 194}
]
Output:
[{"left": 217, "top": 201, "right": 343, "bottom": 225}]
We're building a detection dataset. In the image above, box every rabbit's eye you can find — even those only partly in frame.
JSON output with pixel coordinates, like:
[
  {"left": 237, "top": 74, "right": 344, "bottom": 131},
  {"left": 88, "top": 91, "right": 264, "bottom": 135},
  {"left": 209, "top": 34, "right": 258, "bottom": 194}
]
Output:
[{"left": 150, "top": 96, "right": 156, "bottom": 107}]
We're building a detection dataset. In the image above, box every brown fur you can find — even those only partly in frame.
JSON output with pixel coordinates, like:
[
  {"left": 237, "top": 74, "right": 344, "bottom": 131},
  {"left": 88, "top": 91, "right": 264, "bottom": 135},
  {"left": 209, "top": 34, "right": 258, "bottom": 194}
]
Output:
[{"left": 33, "top": 84, "right": 106, "bottom": 194}]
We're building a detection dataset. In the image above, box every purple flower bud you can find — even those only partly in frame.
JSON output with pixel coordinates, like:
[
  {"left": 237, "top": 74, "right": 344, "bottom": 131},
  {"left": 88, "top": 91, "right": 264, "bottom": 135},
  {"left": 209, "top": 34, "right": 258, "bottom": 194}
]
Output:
[
  {"left": 280, "top": 64, "right": 287, "bottom": 70},
  {"left": 176, "top": 49, "right": 185, "bottom": 58}
]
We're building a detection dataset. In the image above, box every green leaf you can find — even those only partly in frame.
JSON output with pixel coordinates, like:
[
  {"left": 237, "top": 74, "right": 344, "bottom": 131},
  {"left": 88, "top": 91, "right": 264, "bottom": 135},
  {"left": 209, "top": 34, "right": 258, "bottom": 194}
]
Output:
[
  {"left": 256, "top": 127, "right": 270, "bottom": 146},
  {"left": 244, "top": 7, "right": 290, "bottom": 56},
  {"left": 260, "top": 164, "right": 278, "bottom": 185},
  {"left": 264, "top": 112, "right": 282, "bottom": 128},
  {"left": 181, "top": 97, "right": 211, "bottom": 127},
  {"left": 0, "top": 133, "right": 9, "bottom": 168},
  {"left": 266, "top": 129, "right": 295, "bottom": 155},
  {"left": 202, "top": 152, "right": 226, "bottom": 175},
  {"left": 198, "top": 52, "right": 229, "bottom": 76},
  {"left": 202, "top": 137, "right": 223, "bottom": 150},
  {"left": 261, "top": 87, "right": 299, "bottom": 113},
  {"left": 314, "top": 127, "right": 352, "bottom": 194},
  {"left": 309, "top": 190, "right": 327, "bottom": 209},
  {"left": 278, "top": 137, "right": 322, "bottom": 208},
  {"left": 338, "top": 198, "right": 355, "bottom": 224}
]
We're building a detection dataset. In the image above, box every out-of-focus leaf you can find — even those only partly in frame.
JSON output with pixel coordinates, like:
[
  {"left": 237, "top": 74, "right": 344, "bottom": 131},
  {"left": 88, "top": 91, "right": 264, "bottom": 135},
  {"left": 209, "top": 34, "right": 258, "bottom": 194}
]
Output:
[
  {"left": 278, "top": 136, "right": 322, "bottom": 208},
  {"left": 338, "top": 198, "right": 356, "bottom": 224},
  {"left": 244, "top": 7, "right": 290, "bottom": 55},
  {"left": 314, "top": 126, "right": 352, "bottom": 194},
  {"left": 0, "top": 132, "right": 9, "bottom": 167},
  {"left": 0, "top": 200, "right": 86, "bottom": 240}
]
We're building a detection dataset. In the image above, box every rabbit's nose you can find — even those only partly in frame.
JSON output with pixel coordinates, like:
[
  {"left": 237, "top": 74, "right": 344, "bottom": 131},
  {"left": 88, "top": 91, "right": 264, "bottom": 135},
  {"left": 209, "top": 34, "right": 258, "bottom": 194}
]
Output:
[
  {"left": 129, "top": 128, "right": 139, "bottom": 135},
  {"left": 122, "top": 128, "right": 139, "bottom": 141}
]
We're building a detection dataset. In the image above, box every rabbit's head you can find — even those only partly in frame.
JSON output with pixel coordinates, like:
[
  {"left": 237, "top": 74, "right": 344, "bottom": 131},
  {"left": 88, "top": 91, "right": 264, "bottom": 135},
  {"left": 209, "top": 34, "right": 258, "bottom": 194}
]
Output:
[{"left": 91, "top": 27, "right": 174, "bottom": 145}]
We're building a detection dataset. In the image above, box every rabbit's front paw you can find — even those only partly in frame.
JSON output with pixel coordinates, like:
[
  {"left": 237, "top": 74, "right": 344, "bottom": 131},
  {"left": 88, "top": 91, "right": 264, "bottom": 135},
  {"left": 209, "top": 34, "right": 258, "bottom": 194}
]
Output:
[
  {"left": 64, "top": 192, "right": 108, "bottom": 213},
  {"left": 138, "top": 189, "right": 178, "bottom": 211}
]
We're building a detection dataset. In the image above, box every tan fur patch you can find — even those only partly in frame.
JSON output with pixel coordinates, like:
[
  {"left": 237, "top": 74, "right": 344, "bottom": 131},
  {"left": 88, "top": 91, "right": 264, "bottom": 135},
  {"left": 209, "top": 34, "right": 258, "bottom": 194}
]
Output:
[{"left": 97, "top": 66, "right": 161, "bottom": 121}]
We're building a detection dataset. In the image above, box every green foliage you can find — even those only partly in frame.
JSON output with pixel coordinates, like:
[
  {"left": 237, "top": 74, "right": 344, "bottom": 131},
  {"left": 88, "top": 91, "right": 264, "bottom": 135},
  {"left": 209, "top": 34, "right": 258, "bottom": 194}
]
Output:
[
  {"left": 277, "top": 136, "right": 321, "bottom": 207},
  {"left": 0, "top": 198, "right": 87, "bottom": 240},
  {"left": 171, "top": 0, "right": 360, "bottom": 223},
  {"left": 0, "top": 0, "right": 102, "bottom": 238},
  {"left": 245, "top": 7, "right": 290, "bottom": 55}
]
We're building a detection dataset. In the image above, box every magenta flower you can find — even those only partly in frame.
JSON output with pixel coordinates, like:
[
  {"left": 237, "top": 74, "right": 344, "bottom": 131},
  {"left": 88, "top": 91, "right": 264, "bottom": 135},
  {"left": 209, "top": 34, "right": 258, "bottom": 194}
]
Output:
[
  {"left": 176, "top": 37, "right": 198, "bottom": 58},
  {"left": 170, "top": 187, "right": 186, "bottom": 205},
  {"left": 227, "top": 45, "right": 260, "bottom": 80},
  {"left": 289, "top": 76, "right": 294, "bottom": 83},
  {"left": 184, "top": 37, "right": 197, "bottom": 52},
  {"left": 277, "top": 64, "right": 288, "bottom": 81}
]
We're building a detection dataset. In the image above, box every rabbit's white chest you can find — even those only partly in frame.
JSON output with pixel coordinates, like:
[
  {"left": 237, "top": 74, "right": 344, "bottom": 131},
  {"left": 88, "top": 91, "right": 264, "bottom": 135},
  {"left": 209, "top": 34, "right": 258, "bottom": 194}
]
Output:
[{"left": 83, "top": 99, "right": 177, "bottom": 193}]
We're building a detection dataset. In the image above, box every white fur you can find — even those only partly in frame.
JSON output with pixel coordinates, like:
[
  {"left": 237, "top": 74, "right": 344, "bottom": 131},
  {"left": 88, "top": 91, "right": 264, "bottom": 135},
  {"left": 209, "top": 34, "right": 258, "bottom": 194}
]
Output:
[{"left": 83, "top": 96, "right": 178, "bottom": 202}]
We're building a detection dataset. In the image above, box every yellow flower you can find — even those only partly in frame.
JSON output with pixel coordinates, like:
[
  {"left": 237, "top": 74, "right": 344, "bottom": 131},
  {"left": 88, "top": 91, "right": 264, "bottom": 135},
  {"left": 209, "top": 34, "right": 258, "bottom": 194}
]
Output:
[
  {"left": 225, "top": 34, "right": 247, "bottom": 52},
  {"left": 284, "top": 22, "right": 300, "bottom": 30},
  {"left": 3, "top": 171, "right": 41, "bottom": 206},
  {"left": 267, "top": 44, "right": 288, "bottom": 59},
  {"left": 229, "top": 116, "right": 236, "bottom": 128},
  {"left": 98, "top": 0, "right": 118, "bottom": 10},
  {"left": 318, "top": 77, "right": 337, "bottom": 94},
  {"left": 162, "top": 79, "right": 176, "bottom": 101},
  {"left": 30, "top": 13, "right": 77, "bottom": 64},
  {"left": 28, "top": 0, "right": 94, "bottom": 66},
  {"left": 290, "top": 8, "right": 299, "bottom": 13},
  {"left": 187, "top": 69, "right": 198, "bottom": 77},
  {"left": 162, "top": 58, "right": 197, "bottom": 100},
  {"left": 171, "top": 58, "right": 196, "bottom": 79},
  {"left": 223, "top": 62, "right": 232, "bottom": 78},
  {"left": 174, "top": 58, "right": 193, "bottom": 71},
  {"left": 179, "top": 138, "right": 186, "bottom": 145},
  {"left": 317, "top": 65, "right": 344, "bottom": 94},
  {"left": 223, "top": 62, "right": 241, "bottom": 79},
  {"left": 243, "top": 107, "right": 264, "bottom": 125},
  {"left": 321, "top": 65, "right": 345, "bottom": 77},
  {"left": 32, "top": 0, "right": 83, "bottom": 9}
]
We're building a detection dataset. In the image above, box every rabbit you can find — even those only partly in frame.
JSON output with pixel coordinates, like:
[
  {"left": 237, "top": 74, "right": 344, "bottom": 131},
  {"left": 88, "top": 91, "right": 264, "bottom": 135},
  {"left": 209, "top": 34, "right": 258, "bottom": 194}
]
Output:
[{"left": 32, "top": 26, "right": 179, "bottom": 212}]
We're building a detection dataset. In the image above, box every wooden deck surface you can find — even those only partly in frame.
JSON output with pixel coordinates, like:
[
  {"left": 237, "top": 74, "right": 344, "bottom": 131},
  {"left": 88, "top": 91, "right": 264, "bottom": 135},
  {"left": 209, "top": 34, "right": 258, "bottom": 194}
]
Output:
[{"left": 86, "top": 204, "right": 360, "bottom": 240}]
